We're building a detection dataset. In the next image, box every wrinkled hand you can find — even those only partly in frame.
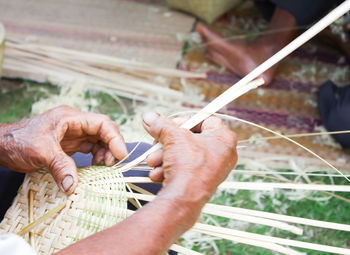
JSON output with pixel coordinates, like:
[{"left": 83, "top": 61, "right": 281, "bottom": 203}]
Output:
[
  {"left": 142, "top": 112, "right": 237, "bottom": 204},
  {"left": 0, "top": 105, "right": 128, "bottom": 194}
]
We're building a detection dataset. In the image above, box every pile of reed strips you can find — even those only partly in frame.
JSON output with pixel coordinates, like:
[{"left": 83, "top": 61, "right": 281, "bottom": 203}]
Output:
[{"left": 3, "top": 40, "right": 206, "bottom": 103}]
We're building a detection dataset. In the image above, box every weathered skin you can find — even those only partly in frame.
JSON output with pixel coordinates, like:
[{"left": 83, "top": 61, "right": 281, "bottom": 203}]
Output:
[
  {"left": 0, "top": 105, "right": 128, "bottom": 194},
  {"left": 0, "top": 106, "right": 237, "bottom": 255}
]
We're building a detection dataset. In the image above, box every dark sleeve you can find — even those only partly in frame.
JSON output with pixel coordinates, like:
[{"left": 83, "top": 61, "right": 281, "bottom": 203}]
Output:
[
  {"left": 254, "top": 0, "right": 343, "bottom": 26},
  {"left": 318, "top": 80, "right": 350, "bottom": 149}
]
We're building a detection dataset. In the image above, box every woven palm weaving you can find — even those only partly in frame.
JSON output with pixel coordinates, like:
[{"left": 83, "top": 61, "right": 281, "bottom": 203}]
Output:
[{"left": 0, "top": 167, "right": 128, "bottom": 254}]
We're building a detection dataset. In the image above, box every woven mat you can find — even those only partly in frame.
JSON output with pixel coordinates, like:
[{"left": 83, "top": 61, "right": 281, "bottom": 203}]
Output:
[
  {"left": 0, "top": 0, "right": 194, "bottom": 68},
  {"left": 176, "top": 11, "right": 350, "bottom": 170}
]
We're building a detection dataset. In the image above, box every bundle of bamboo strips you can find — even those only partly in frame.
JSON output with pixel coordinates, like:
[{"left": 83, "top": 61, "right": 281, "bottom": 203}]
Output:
[{"left": 2, "top": 40, "right": 206, "bottom": 104}]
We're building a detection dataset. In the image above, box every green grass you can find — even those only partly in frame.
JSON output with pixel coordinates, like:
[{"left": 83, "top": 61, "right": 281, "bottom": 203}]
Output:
[
  {"left": 185, "top": 171, "right": 350, "bottom": 255},
  {"left": 0, "top": 80, "right": 59, "bottom": 123}
]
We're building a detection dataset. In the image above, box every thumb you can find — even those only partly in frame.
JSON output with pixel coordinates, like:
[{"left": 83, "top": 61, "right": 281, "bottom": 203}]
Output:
[
  {"left": 142, "top": 112, "right": 181, "bottom": 144},
  {"left": 48, "top": 148, "right": 78, "bottom": 195}
]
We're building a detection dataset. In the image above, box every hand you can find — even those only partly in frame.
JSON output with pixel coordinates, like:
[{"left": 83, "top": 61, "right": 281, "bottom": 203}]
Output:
[
  {"left": 0, "top": 105, "right": 128, "bottom": 194},
  {"left": 142, "top": 112, "right": 237, "bottom": 206}
]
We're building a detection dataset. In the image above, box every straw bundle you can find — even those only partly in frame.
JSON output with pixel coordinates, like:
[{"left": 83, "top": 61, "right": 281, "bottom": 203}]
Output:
[
  {"left": 0, "top": 167, "right": 128, "bottom": 255},
  {"left": 167, "top": 0, "right": 243, "bottom": 24},
  {"left": 3, "top": 40, "right": 206, "bottom": 105},
  {"left": 0, "top": 23, "right": 5, "bottom": 78}
]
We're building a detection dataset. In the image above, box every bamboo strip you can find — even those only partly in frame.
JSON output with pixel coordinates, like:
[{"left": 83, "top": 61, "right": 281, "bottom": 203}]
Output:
[
  {"left": 124, "top": 190, "right": 350, "bottom": 233},
  {"left": 6, "top": 48, "right": 181, "bottom": 98},
  {"left": 192, "top": 229, "right": 304, "bottom": 255},
  {"left": 125, "top": 210, "right": 297, "bottom": 255},
  {"left": 3, "top": 57, "right": 168, "bottom": 103},
  {"left": 170, "top": 244, "right": 203, "bottom": 255},
  {"left": 204, "top": 203, "right": 350, "bottom": 232},
  {"left": 124, "top": 192, "right": 304, "bottom": 235},
  {"left": 28, "top": 190, "right": 35, "bottom": 249},
  {"left": 117, "top": 78, "right": 265, "bottom": 172},
  {"left": 218, "top": 182, "right": 350, "bottom": 192},
  {"left": 193, "top": 223, "right": 350, "bottom": 254},
  {"left": 239, "top": 130, "right": 350, "bottom": 143},
  {"left": 6, "top": 41, "right": 206, "bottom": 79},
  {"left": 230, "top": 170, "right": 350, "bottom": 178},
  {"left": 17, "top": 200, "right": 67, "bottom": 236}
]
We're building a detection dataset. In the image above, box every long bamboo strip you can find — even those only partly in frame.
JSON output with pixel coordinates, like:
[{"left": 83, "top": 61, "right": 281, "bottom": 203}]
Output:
[
  {"left": 191, "top": 229, "right": 304, "bottom": 255},
  {"left": 6, "top": 41, "right": 206, "bottom": 79},
  {"left": 204, "top": 203, "right": 350, "bottom": 232},
  {"left": 218, "top": 182, "right": 350, "bottom": 192},
  {"left": 3, "top": 57, "right": 170, "bottom": 103},
  {"left": 123, "top": 177, "right": 350, "bottom": 192},
  {"left": 124, "top": 192, "right": 303, "bottom": 235},
  {"left": 124, "top": 189, "right": 350, "bottom": 233},
  {"left": 124, "top": 210, "right": 299, "bottom": 255},
  {"left": 6, "top": 48, "right": 182, "bottom": 98},
  {"left": 117, "top": 78, "right": 265, "bottom": 172},
  {"left": 230, "top": 170, "right": 350, "bottom": 178},
  {"left": 116, "top": 0, "right": 350, "bottom": 173},
  {"left": 193, "top": 223, "right": 350, "bottom": 254},
  {"left": 239, "top": 130, "right": 350, "bottom": 143}
]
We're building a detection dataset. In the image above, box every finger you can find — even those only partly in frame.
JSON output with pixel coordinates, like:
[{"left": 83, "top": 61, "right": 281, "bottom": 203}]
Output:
[
  {"left": 149, "top": 167, "right": 164, "bottom": 183},
  {"left": 105, "top": 150, "right": 117, "bottom": 166},
  {"left": 79, "top": 113, "right": 128, "bottom": 160},
  {"left": 78, "top": 142, "right": 95, "bottom": 154},
  {"left": 142, "top": 112, "right": 186, "bottom": 145},
  {"left": 147, "top": 149, "right": 163, "bottom": 167},
  {"left": 200, "top": 116, "right": 224, "bottom": 133},
  {"left": 92, "top": 147, "right": 106, "bottom": 165},
  {"left": 48, "top": 149, "right": 78, "bottom": 195},
  {"left": 92, "top": 143, "right": 101, "bottom": 155}
]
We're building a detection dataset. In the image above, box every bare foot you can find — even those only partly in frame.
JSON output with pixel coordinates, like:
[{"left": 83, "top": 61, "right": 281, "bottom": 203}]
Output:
[
  {"left": 196, "top": 23, "right": 277, "bottom": 85},
  {"left": 196, "top": 7, "right": 298, "bottom": 85}
]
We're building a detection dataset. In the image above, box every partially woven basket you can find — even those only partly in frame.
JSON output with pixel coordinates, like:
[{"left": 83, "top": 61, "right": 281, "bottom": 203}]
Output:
[
  {"left": 0, "top": 167, "right": 128, "bottom": 254},
  {"left": 167, "top": 0, "right": 243, "bottom": 23},
  {"left": 0, "top": 23, "right": 5, "bottom": 78}
]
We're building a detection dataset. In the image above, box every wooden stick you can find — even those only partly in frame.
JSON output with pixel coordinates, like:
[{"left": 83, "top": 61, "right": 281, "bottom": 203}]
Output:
[
  {"left": 193, "top": 223, "right": 350, "bottom": 254},
  {"left": 117, "top": 0, "right": 350, "bottom": 173},
  {"left": 117, "top": 78, "right": 265, "bottom": 172}
]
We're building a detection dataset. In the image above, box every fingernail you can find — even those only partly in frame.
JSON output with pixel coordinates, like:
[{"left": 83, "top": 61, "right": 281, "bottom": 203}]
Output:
[
  {"left": 142, "top": 112, "right": 159, "bottom": 127},
  {"left": 117, "top": 142, "right": 129, "bottom": 157},
  {"left": 61, "top": 175, "right": 74, "bottom": 192}
]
